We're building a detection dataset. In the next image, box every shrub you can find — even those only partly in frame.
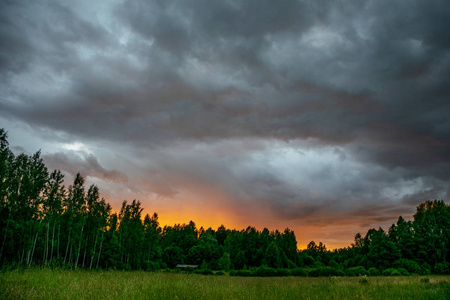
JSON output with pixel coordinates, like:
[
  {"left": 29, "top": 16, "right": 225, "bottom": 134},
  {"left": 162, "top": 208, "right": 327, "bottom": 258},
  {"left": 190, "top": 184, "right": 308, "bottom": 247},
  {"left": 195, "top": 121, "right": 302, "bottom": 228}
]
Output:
[
  {"left": 194, "top": 269, "right": 213, "bottom": 275},
  {"left": 252, "top": 266, "right": 277, "bottom": 277},
  {"left": 144, "top": 261, "right": 160, "bottom": 271},
  {"left": 382, "top": 268, "right": 401, "bottom": 276},
  {"left": 214, "top": 271, "right": 225, "bottom": 276},
  {"left": 346, "top": 266, "right": 368, "bottom": 277},
  {"left": 433, "top": 263, "right": 450, "bottom": 275},
  {"left": 302, "top": 255, "right": 315, "bottom": 266},
  {"left": 393, "top": 259, "right": 421, "bottom": 274},
  {"left": 397, "top": 268, "right": 410, "bottom": 276},
  {"left": 382, "top": 268, "right": 392, "bottom": 276},
  {"left": 286, "top": 259, "right": 298, "bottom": 269},
  {"left": 230, "top": 270, "right": 252, "bottom": 277},
  {"left": 308, "top": 267, "right": 341, "bottom": 277},
  {"left": 368, "top": 268, "right": 380, "bottom": 276},
  {"left": 420, "top": 268, "right": 431, "bottom": 275},
  {"left": 289, "top": 268, "right": 307, "bottom": 277},
  {"left": 275, "top": 268, "right": 288, "bottom": 276}
]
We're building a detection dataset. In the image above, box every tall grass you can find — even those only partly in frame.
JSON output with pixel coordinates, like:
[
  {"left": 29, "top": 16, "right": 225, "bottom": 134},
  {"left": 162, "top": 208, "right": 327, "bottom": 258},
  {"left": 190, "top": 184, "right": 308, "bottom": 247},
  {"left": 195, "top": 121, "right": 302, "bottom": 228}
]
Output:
[{"left": 1, "top": 268, "right": 449, "bottom": 299}]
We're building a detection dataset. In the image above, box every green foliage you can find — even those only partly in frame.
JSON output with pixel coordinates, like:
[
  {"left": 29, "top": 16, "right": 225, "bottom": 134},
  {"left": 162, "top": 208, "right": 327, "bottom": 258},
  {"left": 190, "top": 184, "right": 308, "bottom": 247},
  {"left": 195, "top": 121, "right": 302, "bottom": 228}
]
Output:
[
  {"left": 346, "top": 266, "right": 368, "bottom": 277},
  {"left": 393, "top": 259, "right": 421, "bottom": 274},
  {"left": 230, "top": 270, "right": 252, "bottom": 277},
  {"left": 301, "top": 254, "right": 315, "bottom": 266},
  {"left": 308, "top": 267, "right": 342, "bottom": 277},
  {"left": 288, "top": 268, "right": 307, "bottom": 276},
  {"left": 263, "top": 241, "right": 282, "bottom": 269},
  {"left": 382, "top": 268, "right": 401, "bottom": 276},
  {"left": 368, "top": 267, "right": 380, "bottom": 276},
  {"left": 218, "top": 252, "right": 231, "bottom": 271},
  {"left": 193, "top": 269, "right": 213, "bottom": 275},
  {"left": 144, "top": 261, "right": 160, "bottom": 271},
  {"left": 162, "top": 246, "right": 184, "bottom": 268},
  {"left": 396, "top": 268, "right": 410, "bottom": 276},
  {"left": 200, "top": 260, "right": 208, "bottom": 270},
  {"left": 252, "top": 265, "right": 278, "bottom": 277},
  {"left": 433, "top": 262, "right": 450, "bottom": 275}
]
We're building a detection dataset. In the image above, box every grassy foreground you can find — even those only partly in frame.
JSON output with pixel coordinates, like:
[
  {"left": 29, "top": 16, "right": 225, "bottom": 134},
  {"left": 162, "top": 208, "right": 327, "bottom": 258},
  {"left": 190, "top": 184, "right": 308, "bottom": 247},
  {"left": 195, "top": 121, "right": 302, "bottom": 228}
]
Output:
[{"left": 1, "top": 269, "right": 449, "bottom": 300}]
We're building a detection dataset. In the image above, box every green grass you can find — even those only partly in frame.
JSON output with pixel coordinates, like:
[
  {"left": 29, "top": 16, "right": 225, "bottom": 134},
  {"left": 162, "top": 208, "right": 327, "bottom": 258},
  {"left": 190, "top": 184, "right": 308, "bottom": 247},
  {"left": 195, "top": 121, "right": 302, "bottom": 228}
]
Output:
[{"left": 1, "top": 269, "right": 449, "bottom": 300}]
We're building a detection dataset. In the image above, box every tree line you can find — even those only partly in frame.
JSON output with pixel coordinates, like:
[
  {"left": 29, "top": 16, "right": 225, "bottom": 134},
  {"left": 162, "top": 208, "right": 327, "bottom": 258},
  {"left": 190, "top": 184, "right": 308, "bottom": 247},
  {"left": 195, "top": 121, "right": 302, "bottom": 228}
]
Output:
[{"left": 1, "top": 128, "right": 449, "bottom": 275}]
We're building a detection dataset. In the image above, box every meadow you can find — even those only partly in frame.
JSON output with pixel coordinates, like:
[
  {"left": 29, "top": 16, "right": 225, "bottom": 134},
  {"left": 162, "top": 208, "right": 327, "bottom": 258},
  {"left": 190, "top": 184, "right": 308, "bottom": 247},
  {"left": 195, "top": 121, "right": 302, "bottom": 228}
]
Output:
[{"left": 1, "top": 269, "right": 449, "bottom": 300}]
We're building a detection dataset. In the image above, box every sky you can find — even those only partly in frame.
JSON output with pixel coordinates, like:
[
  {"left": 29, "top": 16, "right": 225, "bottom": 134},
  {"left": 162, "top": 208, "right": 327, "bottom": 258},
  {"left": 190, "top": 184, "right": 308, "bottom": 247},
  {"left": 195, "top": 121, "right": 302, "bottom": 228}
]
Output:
[{"left": 1, "top": 0, "right": 450, "bottom": 249}]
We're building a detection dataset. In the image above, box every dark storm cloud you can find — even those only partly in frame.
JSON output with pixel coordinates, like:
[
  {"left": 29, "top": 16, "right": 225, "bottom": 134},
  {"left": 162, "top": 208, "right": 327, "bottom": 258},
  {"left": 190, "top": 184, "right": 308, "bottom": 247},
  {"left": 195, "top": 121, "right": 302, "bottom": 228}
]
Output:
[
  {"left": 1, "top": 0, "right": 450, "bottom": 238},
  {"left": 0, "top": 1, "right": 33, "bottom": 75}
]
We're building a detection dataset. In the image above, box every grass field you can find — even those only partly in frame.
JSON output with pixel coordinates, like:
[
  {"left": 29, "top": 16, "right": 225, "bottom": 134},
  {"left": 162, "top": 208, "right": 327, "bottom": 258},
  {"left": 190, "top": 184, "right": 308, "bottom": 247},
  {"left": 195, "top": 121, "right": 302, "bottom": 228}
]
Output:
[{"left": 1, "top": 269, "right": 449, "bottom": 299}]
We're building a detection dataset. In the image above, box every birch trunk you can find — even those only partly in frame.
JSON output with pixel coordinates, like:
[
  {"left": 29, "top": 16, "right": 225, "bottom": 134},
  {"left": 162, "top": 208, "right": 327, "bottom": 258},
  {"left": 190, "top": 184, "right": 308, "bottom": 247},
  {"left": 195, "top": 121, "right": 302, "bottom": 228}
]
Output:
[
  {"left": 96, "top": 232, "right": 103, "bottom": 269},
  {"left": 29, "top": 225, "right": 40, "bottom": 267},
  {"left": 90, "top": 230, "right": 98, "bottom": 269},
  {"left": 51, "top": 221, "right": 56, "bottom": 262},
  {"left": 65, "top": 230, "right": 71, "bottom": 264},
  {"left": 44, "top": 222, "right": 49, "bottom": 264},
  {"left": 57, "top": 224, "right": 60, "bottom": 258},
  {"left": 82, "top": 234, "right": 88, "bottom": 268},
  {"left": 75, "top": 224, "right": 84, "bottom": 269}
]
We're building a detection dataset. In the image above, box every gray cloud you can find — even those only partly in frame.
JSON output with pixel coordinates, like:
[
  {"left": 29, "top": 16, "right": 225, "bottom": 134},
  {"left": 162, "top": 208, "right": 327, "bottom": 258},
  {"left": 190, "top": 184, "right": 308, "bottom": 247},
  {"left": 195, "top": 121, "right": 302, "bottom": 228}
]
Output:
[{"left": 44, "top": 152, "right": 128, "bottom": 184}]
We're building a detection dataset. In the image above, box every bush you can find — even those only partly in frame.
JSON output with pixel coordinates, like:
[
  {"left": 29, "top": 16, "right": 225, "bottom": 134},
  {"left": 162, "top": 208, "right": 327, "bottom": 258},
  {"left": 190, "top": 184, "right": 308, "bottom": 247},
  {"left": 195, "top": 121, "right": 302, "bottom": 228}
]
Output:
[
  {"left": 308, "top": 267, "right": 341, "bottom": 277},
  {"left": 183, "top": 266, "right": 195, "bottom": 273},
  {"left": 286, "top": 259, "right": 298, "bottom": 269},
  {"left": 382, "top": 268, "right": 401, "bottom": 276},
  {"left": 346, "top": 266, "right": 368, "bottom": 277},
  {"left": 397, "top": 268, "right": 410, "bottom": 276},
  {"left": 229, "top": 270, "right": 252, "bottom": 277},
  {"left": 252, "top": 266, "right": 277, "bottom": 277},
  {"left": 289, "top": 268, "right": 307, "bottom": 277},
  {"left": 433, "top": 263, "right": 450, "bottom": 275},
  {"left": 302, "top": 255, "right": 315, "bottom": 266},
  {"left": 144, "top": 261, "right": 160, "bottom": 271},
  {"left": 194, "top": 269, "right": 213, "bottom": 275},
  {"left": 421, "top": 268, "right": 431, "bottom": 275},
  {"left": 214, "top": 271, "right": 225, "bottom": 276},
  {"left": 275, "top": 268, "right": 288, "bottom": 276},
  {"left": 393, "top": 259, "right": 421, "bottom": 274},
  {"left": 368, "top": 268, "right": 380, "bottom": 276},
  {"left": 249, "top": 266, "right": 289, "bottom": 277}
]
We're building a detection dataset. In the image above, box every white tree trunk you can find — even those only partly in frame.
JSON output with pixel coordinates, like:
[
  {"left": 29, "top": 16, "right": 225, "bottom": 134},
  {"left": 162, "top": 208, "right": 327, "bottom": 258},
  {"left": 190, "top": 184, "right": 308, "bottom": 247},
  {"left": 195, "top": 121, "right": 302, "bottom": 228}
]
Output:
[
  {"left": 96, "top": 232, "right": 103, "bottom": 269},
  {"left": 75, "top": 224, "right": 84, "bottom": 269},
  {"left": 90, "top": 230, "right": 98, "bottom": 269}
]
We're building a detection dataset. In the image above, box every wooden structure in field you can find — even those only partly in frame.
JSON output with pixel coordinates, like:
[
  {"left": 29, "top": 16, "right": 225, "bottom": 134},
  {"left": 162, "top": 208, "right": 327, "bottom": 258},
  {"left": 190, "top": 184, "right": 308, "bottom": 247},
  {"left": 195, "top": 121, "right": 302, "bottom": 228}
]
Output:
[{"left": 175, "top": 264, "right": 199, "bottom": 269}]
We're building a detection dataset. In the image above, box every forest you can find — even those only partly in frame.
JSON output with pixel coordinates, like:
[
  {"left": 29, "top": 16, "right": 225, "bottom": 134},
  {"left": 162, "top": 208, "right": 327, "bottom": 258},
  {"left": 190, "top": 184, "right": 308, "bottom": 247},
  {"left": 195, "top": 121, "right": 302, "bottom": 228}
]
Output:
[{"left": 1, "top": 128, "right": 449, "bottom": 276}]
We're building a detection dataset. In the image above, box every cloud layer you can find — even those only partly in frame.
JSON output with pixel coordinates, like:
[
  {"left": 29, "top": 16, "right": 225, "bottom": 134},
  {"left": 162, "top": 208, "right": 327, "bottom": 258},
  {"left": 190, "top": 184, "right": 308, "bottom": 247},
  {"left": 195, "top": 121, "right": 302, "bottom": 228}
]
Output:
[{"left": 1, "top": 0, "right": 449, "bottom": 248}]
